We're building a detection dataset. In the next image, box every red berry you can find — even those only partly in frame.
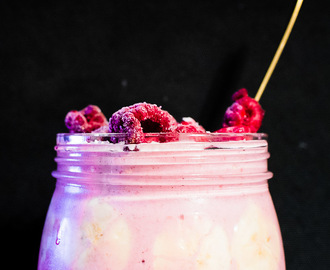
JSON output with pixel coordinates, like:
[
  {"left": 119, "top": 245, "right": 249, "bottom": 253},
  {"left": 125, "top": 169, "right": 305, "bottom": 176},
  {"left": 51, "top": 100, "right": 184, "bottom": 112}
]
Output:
[
  {"left": 177, "top": 117, "right": 206, "bottom": 133},
  {"left": 222, "top": 103, "right": 246, "bottom": 127},
  {"left": 236, "top": 97, "right": 264, "bottom": 132},
  {"left": 92, "top": 125, "right": 110, "bottom": 133},
  {"left": 65, "top": 110, "right": 88, "bottom": 133},
  {"left": 84, "top": 113, "right": 107, "bottom": 132},
  {"left": 109, "top": 102, "right": 178, "bottom": 143},
  {"left": 64, "top": 105, "right": 108, "bottom": 133},
  {"left": 215, "top": 125, "right": 252, "bottom": 133},
  {"left": 222, "top": 89, "right": 264, "bottom": 132},
  {"left": 81, "top": 105, "right": 102, "bottom": 121}
]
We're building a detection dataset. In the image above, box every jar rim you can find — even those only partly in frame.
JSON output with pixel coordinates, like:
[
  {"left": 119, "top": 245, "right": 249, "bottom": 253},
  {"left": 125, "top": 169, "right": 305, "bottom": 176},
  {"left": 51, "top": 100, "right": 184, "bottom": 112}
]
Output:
[
  {"left": 56, "top": 132, "right": 268, "bottom": 145},
  {"left": 54, "top": 132, "right": 271, "bottom": 185}
]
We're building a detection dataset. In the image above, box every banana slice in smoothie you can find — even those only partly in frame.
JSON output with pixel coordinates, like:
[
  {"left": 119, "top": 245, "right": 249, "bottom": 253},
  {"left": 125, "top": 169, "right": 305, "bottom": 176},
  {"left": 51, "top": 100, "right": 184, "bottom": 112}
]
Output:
[
  {"left": 153, "top": 214, "right": 231, "bottom": 270},
  {"left": 232, "top": 203, "right": 281, "bottom": 270},
  {"left": 73, "top": 198, "right": 131, "bottom": 269}
]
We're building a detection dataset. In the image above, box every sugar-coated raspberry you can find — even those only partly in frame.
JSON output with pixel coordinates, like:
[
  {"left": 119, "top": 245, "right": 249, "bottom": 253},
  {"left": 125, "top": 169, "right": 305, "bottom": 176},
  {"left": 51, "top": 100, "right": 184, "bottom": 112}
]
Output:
[
  {"left": 215, "top": 125, "right": 252, "bottom": 133},
  {"left": 176, "top": 117, "right": 206, "bottom": 133},
  {"left": 222, "top": 89, "right": 264, "bottom": 132},
  {"left": 109, "top": 102, "right": 178, "bottom": 143},
  {"left": 80, "top": 105, "right": 102, "bottom": 121},
  {"left": 65, "top": 110, "right": 88, "bottom": 133},
  {"left": 65, "top": 105, "right": 108, "bottom": 133},
  {"left": 92, "top": 125, "right": 110, "bottom": 133},
  {"left": 236, "top": 96, "right": 264, "bottom": 132},
  {"left": 222, "top": 103, "right": 246, "bottom": 127},
  {"left": 86, "top": 112, "right": 108, "bottom": 132}
]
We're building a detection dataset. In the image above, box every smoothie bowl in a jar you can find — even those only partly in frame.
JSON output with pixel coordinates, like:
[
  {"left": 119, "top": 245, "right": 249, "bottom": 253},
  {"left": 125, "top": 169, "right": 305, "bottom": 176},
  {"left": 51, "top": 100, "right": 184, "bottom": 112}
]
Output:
[{"left": 38, "top": 93, "right": 285, "bottom": 269}]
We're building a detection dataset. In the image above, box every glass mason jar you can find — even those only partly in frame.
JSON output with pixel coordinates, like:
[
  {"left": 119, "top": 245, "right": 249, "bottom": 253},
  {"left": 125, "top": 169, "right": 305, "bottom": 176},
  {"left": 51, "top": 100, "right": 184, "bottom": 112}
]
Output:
[{"left": 38, "top": 133, "right": 285, "bottom": 270}]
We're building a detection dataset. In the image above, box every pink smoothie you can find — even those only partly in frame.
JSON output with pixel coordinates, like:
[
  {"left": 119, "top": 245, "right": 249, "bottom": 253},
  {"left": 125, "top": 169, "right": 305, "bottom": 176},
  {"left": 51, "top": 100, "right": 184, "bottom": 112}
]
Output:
[{"left": 38, "top": 133, "right": 285, "bottom": 269}]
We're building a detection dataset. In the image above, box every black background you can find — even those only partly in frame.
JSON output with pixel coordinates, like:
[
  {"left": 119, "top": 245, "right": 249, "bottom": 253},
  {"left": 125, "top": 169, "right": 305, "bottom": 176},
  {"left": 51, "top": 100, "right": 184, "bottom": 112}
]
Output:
[{"left": 1, "top": 0, "right": 329, "bottom": 269}]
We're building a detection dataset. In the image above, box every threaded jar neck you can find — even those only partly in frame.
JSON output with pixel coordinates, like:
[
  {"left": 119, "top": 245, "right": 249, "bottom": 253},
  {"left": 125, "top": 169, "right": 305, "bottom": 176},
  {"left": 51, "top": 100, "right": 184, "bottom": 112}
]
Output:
[{"left": 52, "top": 133, "right": 272, "bottom": 188}]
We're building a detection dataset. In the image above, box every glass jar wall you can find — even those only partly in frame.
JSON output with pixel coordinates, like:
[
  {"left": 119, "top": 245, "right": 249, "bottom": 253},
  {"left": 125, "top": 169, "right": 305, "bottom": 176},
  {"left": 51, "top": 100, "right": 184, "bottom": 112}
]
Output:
[{"left": 38, "top": 133, "right": 285, "bottom": 270}]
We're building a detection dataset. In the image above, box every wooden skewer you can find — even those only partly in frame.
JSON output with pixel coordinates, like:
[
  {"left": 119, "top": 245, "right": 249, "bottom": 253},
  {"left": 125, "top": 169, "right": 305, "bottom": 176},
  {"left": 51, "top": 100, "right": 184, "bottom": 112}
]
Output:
[{"left": 254, "top": 0, "right": 304, "bottom": 102}]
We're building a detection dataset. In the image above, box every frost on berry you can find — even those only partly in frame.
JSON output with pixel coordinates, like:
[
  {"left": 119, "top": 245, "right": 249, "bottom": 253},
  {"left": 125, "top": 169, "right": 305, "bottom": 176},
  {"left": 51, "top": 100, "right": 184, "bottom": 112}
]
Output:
[
  {"left": 64, "top": 105, "right": 108, "bottom": 133},
  {"left": 92, "top": 125, "right": 110, "bottom": 133},
  {"left": 222, "top": 89, "right": 264, "bottom": 133},
  {"left": 222, "top": 103, "right": 246, "bottom": 128},
  {"left": 81, "top": 105, "right": 102, "bottom": 121},
  {"left": 215, "top": 125, "right": 252, "bottom": 133},
  {"left": 236, "top": 97, "right": 265, "bottom": 132},
  {"left": 109, "top": 102, "right": 178, "bottom": 144},
  {"left": 176, "top": 117, "right": 206, "bottom": 133},
  {"left": 65, "top": 111, "right": 88, "bottom": 133}
]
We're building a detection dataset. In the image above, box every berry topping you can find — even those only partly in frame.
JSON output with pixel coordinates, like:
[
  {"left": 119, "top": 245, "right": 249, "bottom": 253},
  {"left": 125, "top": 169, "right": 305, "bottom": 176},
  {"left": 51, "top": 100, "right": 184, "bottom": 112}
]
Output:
[
  {"left": 64, "top": 111, "right": 88, "bottom": 133},
  {"left": 80, "top": 105, "right": 102, "bottom": 120},
  {"left": 176, "top": 117, "right": 206, "bottom": 133},
  {"left": 65, "top": 105, "right": 108, "bottom": 133},
  {"left": 222, "top": 89, "right": 264, "bottom": 132},
  {"left": 222, "top": 103, "right": 246, "bottom": 127},
  {"left": 92, "top": 125, "right": 110, "bottom": 133},
  {"left": 215, "top": 125, "right": 252, "bottom": 133},
  {"left": 109, "top": 102, "right": 178, "bottom": 143}
]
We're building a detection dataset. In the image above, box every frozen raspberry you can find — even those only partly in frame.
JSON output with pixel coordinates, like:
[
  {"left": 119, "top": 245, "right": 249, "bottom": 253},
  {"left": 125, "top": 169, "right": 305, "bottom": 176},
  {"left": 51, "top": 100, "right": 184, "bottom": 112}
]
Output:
[
  {"left": 65, "top": 110, "right": 88, "bottom": 133},
  {"left": 176, "top": 117, "right": 206, "bottom": 133},
  {"left": 81, "top": 105, "right": 102, "bottom": 121},
  {"left": 222, "top": 89, "right": 264, "bottom": 132},
  {"left": 64, "top": 105, "right": 108, "bottom": 133},
  {"left": 215, "top": 125, "right": 252, "bottom": 133},
  {"left": 236, "top": 96, "right": 264, "bottom": 132},
  {"left": 92, "top": 125, "right": 110, "bottom": 133},
  {"left": 109, "top": 102, "right": 178, "bottom": 143},
  {"left": 222, "top": 103, "right": 246, "bottom": 127},
  {"left": 86, "top": 112, "right": 108, "bottom": 132}
]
